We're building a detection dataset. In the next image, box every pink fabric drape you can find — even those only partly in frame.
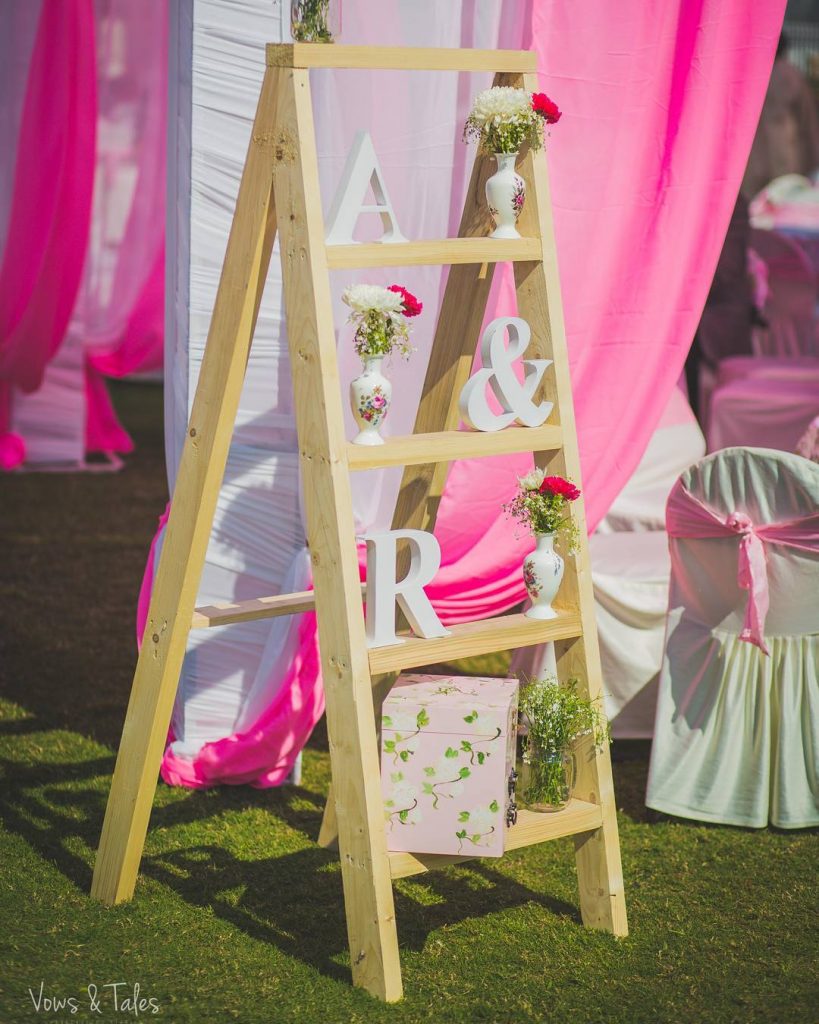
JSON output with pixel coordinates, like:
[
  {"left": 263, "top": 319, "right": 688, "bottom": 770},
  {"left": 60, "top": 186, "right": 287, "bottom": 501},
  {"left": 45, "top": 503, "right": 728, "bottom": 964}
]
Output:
[
  {"left": 0, "top": 0, "right": 166, "bottom": 467},
  {"left": 154, "top": 0, "right": 787, "bottom": 787},
  {"left": 80, "top": 0, "right": 168, "bottom": 454},
  {"left": 0, "top": 0, "right": 96, "bottom": 467},
  {"left": 665, "top": 483, "right": 819, "bottom": 655}
]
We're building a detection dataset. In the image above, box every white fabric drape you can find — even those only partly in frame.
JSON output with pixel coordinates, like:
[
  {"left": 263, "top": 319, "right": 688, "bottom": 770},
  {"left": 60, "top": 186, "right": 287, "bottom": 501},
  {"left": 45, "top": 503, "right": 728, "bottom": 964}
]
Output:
[{"left": 165, "top": 0, "right": 529, "bottom": 760}]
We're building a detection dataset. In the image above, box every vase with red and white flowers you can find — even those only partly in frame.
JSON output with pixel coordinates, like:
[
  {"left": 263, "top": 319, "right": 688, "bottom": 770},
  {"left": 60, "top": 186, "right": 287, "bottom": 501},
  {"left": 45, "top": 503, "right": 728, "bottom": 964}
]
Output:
[
  {"left": 504, "top": 469, "right": 580, "bottom": 619},
  {"left": 342, "top": 283, "right": 422, "bottom": 445},
  {"left": 463, "top": 87, "right": 561, "bottom": 239}
]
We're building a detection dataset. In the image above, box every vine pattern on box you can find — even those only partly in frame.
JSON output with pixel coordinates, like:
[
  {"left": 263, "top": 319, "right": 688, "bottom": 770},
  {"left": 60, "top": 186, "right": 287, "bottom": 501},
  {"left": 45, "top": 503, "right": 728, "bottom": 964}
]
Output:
[{"left": 380, "top": 674, "right": 519, "bottom": 858}]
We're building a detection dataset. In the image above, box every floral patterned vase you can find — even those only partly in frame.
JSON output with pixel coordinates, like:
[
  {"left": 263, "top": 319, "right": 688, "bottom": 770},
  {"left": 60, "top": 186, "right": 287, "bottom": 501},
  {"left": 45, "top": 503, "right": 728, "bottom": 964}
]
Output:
[
  {"left": 350, "top": 356, "right": 391, "bottom": 445},
  {"left": 485, "top": 152, "right": 525, "bottom": 239},
  {"left": 523, "top": 532, "right": 564, "bottom": 619}
]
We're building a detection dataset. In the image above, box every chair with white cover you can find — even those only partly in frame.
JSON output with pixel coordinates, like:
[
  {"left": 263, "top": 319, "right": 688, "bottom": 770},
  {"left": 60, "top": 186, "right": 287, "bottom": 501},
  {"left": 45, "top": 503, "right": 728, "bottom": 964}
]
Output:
[{"left": 646, "top": 447, "right": 819, "bottom": 828}]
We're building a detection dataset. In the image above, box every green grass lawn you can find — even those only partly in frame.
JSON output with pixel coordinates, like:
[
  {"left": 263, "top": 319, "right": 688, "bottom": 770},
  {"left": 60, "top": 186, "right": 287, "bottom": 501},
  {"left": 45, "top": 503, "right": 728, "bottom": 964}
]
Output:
[{"left": 0, "top": 382, "right": 816, "bottom": 1024}]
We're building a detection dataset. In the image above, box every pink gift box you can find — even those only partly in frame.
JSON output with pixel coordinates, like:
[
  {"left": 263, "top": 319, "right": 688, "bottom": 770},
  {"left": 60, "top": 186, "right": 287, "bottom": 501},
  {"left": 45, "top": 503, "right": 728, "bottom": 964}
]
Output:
[{"left": 381, "top": 674, "right": 519, "bottom": 858}]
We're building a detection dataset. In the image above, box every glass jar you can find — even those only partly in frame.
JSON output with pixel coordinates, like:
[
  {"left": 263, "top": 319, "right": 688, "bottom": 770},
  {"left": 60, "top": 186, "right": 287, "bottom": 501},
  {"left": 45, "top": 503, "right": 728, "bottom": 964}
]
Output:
[
  {"left": 291, "top": 0, "right": 340, "bottom": 43},
  {"left": 518, "top": 733, "right": 576, "bottom": 813}
]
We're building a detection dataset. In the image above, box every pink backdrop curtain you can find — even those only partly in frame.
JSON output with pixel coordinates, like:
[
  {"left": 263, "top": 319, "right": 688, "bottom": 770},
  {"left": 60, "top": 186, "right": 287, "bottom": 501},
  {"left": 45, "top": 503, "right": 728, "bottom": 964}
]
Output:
[
  {"left": 0, "top": 0, "right": 96, "bottom": 468},
  {"left": 149, "top": 0, "right": 785, "bottom": 788},
  {"left": 80, "top": 0, "right": 167, "bottom": 455},
  {"left": 0, "top": 0, "right": 166, "bottom": 468}
]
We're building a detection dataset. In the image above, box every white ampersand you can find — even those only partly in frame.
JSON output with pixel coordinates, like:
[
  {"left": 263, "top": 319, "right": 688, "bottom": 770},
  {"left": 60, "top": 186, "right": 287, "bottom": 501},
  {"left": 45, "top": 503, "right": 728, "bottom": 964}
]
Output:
[{"left": 458, "top": 316, "right": 553, "bottom": 432}]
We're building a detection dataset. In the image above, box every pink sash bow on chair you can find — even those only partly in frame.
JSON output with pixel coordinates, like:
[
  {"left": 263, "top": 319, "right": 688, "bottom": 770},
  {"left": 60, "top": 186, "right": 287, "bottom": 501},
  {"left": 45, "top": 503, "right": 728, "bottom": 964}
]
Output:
[{"left": 666, "top": 486, "right": 819, "bottom": 655}]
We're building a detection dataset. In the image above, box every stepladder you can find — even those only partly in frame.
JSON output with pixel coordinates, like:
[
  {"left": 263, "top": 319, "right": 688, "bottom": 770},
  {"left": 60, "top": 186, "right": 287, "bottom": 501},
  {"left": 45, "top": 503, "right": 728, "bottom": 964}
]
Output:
[{"left": 91, "top": 43, "right": 628, "bottom": 1003}]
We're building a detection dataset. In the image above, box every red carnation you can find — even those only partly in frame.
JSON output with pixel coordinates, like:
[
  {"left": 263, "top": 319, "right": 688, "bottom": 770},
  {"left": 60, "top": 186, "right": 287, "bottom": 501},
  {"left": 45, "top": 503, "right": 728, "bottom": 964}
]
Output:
[
  {"left": 531, "top": 92, "right": 562, "bottom": 125},
  {"left": 388, "top": 284, "right": 423, "bottom": 318},
  {"left": 539, "top": 475, "right": 580, "bottom": 501}
]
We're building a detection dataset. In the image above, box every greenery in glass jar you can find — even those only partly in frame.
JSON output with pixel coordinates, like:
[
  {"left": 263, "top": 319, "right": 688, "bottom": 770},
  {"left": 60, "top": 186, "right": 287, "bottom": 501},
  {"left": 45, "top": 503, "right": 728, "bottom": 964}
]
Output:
[
  {"left": 519, "top": 675, "right": 610, "bottom": 808},
  {"left": 291, "top": 0, "right": 334, "bottom": 43}
]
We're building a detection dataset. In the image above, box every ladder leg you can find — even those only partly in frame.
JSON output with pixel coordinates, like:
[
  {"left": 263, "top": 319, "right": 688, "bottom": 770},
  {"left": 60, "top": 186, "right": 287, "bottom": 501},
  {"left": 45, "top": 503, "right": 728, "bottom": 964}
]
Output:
[
  {"left": 273, "top": 67, "right": 402, "bottom": 1001},
  {"left": 91, "top": 68, "right": 281, "bottom": 905},
  {"left": 514, "top": 69, "right": 627, "bottom": 937},
  {"left": 318, "top": 671, "right": 396, "bottom": 849}
]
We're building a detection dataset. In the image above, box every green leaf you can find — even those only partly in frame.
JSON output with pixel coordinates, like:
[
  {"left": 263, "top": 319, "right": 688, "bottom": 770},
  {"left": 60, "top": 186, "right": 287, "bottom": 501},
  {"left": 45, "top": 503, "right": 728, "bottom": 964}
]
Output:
[
  {"left": 423, "top": 766, "right": 436, "bottom": 776},
  {"left": 460, "top": 741, "right": 472, "bottom": 752},
  {"left": 416, "top": 708, "right": 430, "bottom": 729},
  {"left": 455, "top": 830, "right": 467, "bottom": 840},
  {"left": 463, "top": 711, "right": 478, "bottom": 723},
  {"left": 422, "top": 783, "right": 434, "bottom": 795},
  {"left": 489, "top": 800, "right": 499, "bottom": 813},
  {"left": 471, "top": 834, "right": 482, "bottom": 843},
  {"left": 385, "top": 799, "right": 394, "bottom": 808},
  {"left": 383, "top": 739, "right": 395, "bottom": 753},
  {"left": 458, "top": 767, "right": 471, "bottom": 779},
  {"left": 382, "top": 715, "right": 393, "bottom": 728},
  {"left": 390, "top": 772, "right": 404, "bottom": 784},
  {"left": 399, "top": 750, "right": 410, "bottom": 762},
  {"left": 444, "top": 747, "right": 459, "bottom": 759},
  {"left": 398, "top": 809, "right": 409, "bottom": 823},
  {"left": 476, "top": 752, "right": 486, "bottom": 765},
  {"left": 458, "top": 811, "right": 470, "bottom": 822}
]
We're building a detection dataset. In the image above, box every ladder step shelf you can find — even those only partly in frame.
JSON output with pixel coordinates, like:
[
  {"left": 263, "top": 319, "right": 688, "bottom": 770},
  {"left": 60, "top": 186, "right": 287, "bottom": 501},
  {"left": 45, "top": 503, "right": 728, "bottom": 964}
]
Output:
[
  {"left": 388, "top": 800, "right": 603, "bottom": 879},
  {"left": 266, "top": 43, "right": 537, "bottom": 74},
  {"left": 368, "top": 610, "right": 582, "bottom": 674},
  {"left": 325, "top": 236, "right": 542, "bottom": 269},
  {"left": 346, "top": 424, "right": 563, "bottom": 470}
]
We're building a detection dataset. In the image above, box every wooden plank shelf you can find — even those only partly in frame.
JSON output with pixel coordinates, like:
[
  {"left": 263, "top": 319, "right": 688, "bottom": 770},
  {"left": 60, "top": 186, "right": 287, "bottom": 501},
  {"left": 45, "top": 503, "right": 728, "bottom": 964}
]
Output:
[
  {"left": 325, "top": 236, "right": 542, "bottom": 269},
  {"left": 368, "top": 610, "right": 582, "bottom": 674},
  {"left": 347, "top": 425, "right": 563, "bottom": 471},
  {"left": 266, "top": 43, "right": 537, "bottom": 74},
  {"left": 388, "top": 800, "right": 603, "bottom": 879}
]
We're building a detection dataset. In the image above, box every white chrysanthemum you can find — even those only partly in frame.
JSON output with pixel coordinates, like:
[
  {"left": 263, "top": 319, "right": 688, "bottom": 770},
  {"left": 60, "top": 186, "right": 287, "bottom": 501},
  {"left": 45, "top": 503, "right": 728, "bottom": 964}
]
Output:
[
  {"left": 468, "top": 86, "right": 531, "bottom": 126},
  {"left": 518, "top": 467, "right": 546, "bottom": 491},
  {"left": 342, "top": 283, "right": 404, "bottom": 314}
]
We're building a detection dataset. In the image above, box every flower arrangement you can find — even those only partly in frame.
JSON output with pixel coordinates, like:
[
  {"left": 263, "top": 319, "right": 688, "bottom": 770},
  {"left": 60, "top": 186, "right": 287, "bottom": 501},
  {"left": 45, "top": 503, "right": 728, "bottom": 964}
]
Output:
[
  {"left": 463, "top": 87, "right": 562, "bottom": 155},
  {"left": 342, "top": 283, "right": 422, "bottom": 360},
  {"left": 519, "top": 675, "right": 610, "bottom": 809},
  {"left": 504, "top": 467, "right": 580, "bottom": 549},
  {"left": 291, "top": 0, "right": 335, "bottom": 43}
]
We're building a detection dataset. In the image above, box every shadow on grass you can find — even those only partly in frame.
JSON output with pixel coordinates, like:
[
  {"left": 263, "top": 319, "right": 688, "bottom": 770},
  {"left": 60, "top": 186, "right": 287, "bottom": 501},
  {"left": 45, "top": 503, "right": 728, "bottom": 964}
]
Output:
[
  {"left": 0, "top": 754, "right": 581, "bottom": 986},
  {"left": 142, "top": 842, "right": 579, "bottom": 984}
]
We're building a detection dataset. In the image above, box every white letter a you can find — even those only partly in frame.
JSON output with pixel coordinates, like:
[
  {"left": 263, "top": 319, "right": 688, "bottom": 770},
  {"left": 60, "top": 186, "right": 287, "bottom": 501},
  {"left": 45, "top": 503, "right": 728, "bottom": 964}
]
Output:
[{"left": 325, "top": 131, "right": 407, "bottom": 245}]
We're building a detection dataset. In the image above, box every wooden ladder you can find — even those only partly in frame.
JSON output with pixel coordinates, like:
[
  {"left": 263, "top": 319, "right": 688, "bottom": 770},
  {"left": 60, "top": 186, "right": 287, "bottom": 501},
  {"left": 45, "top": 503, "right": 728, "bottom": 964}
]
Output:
[{"left": 91, "top": 43, "right": 628, "bottom": 1003}]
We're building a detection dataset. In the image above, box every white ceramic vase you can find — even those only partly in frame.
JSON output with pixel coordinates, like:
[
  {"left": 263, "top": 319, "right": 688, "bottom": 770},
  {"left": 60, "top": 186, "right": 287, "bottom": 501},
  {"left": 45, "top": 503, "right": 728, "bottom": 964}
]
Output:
[
  {"left": 523, "top": 533, "right": 564, "bottom": 620},
  {"left": 485, "top": 152, "right": 525, "bottom": 239},
  {"left": 350, "top": 356, "right": 391, "bottom": 445}
]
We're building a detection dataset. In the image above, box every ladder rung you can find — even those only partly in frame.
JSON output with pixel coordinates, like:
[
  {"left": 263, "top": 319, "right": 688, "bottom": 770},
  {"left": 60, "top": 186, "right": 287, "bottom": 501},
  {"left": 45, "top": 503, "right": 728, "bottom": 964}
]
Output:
[
  {"left": 368, "top": 610, "right": 582, "bottom": 674},
  {"left": 191, "top": 583, "right": 367, "bottom": 629},
  {"left": 266, "top": 43, "right": 537, "bottom": 74},
  {"left": 388, "top": 801, "right": 603, "bottom": 879},
  {"left": 191, "top": 590, "right": 317, "bottom": 628},
  {"left": 347, "top": 425, "right": 563, "bottom": 471},
  {"left": 325, "top": 237, "right": 541, "bottom": 269}
]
